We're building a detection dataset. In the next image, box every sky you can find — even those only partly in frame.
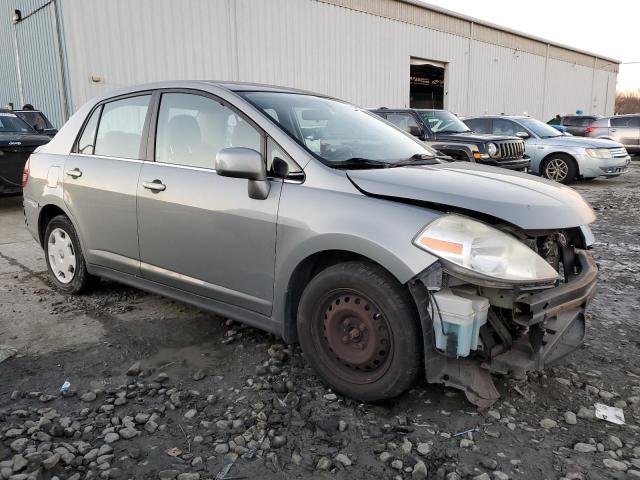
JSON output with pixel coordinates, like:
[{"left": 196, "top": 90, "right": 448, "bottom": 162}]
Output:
[{"left": 422, "top": 0, "right": 640, "bottom": 92}]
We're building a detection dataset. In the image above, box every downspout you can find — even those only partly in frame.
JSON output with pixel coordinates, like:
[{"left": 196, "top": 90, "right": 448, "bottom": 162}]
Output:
[
  {"left": 465, "top": 21, "right": 474, "bottom": 115},
  {"left": 540, "top": 43, "right": 549, "bottom": 119},
  {"left": 11, "top": 16, "right": 25, "bottom": 107},
  {"left": 588, "top": 56, "right": 597, "bottom": 115},
  {"left": 52, "top": 0, "right": 73, "bottom": 120}
]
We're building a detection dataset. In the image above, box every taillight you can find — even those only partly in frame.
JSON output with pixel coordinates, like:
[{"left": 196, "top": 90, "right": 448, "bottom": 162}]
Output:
[
  {"left": 22, "top": 158, "right": 30, "bottom": 187},
  {"left": 585, "top": 127, "right": 594, "bottom": 134}
]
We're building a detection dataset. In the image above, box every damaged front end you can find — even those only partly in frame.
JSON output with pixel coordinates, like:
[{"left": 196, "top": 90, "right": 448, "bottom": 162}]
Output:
[{"left": 409, "top": 225, "right": 598, "bottom": 408}]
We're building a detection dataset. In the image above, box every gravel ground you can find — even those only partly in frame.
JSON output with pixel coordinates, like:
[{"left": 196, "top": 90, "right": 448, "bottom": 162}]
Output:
[{"left": 1, "top": 161, "right": 640, "bottom": 480}]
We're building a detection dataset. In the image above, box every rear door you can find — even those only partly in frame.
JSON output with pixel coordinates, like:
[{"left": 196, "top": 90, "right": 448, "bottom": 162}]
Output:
[
  {"left": 610, "top": 117, "right": 639, "bottom": 147},
  {"left": 136, "top": 90, "right": 281, "bottom": 315},
  {"left": 63, "top": 93, "right": 152, "bottom": 275}
]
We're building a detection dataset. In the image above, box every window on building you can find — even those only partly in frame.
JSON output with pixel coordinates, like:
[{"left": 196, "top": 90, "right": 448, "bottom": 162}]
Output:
[
  {"left": 155, "top": 93, "right": 262, "bottom": 169},
  {"left": 94, "top": 95, "right": 151, "bottom": 159}
]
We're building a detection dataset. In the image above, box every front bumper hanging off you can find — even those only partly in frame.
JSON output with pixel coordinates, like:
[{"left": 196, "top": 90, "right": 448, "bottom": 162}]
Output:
[{"left": 409, "top": 249, "right": 598, "bottom": 408}]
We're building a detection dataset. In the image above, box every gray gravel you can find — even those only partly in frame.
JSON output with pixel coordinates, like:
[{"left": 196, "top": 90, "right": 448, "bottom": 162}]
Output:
[{"left": 1, "top": 160, "right": 640, "bottom": 479}]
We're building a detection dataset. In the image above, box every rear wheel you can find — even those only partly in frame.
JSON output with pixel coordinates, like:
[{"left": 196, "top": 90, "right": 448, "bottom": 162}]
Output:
[
  {"left": 542, "top": 154, "right": 577, "bottom": 184},
  {"left": 44, "top": 215, "right": 96, "bottom": 294},
  {"left": 297, "top": 261, "right": 421, "bottom": 401}
]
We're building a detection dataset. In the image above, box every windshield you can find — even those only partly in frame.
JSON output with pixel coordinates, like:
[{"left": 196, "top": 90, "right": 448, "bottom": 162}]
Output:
[
  {"left": 418, "top": 110, "right": 470, "bottom": 133},
  {"left": 518, "top": 117, "right": 562, "bottom": 138},
  {"left": 238, "top": 92, "right": 437, "bottom": 166},
  {"left": 0, "top": 112, "right": 35, "bottom": 133}
]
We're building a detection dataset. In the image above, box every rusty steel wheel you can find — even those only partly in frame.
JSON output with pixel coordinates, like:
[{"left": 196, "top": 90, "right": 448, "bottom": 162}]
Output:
[
  {"left": 318, "top": 290, "right": 393, "bottom": 384},
  {"left": 297, "top": 261, "right": 421, "bottom": 401}
]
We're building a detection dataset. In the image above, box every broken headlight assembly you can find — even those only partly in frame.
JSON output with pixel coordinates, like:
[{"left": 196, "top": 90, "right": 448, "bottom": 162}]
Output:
[{"left": 413, "top": 214, "right": 559, "bottom": 287}]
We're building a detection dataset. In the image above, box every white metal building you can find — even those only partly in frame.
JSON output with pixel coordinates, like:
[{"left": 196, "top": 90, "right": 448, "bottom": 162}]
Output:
[{"left": 1, "top": 0, "right": 620, "bottom": 127}]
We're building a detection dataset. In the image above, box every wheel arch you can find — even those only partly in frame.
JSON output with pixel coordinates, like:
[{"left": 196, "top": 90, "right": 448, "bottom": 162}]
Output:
[
  {"left": 279, "top": 247, "right": 428, "bottom": 344},
  {"left": 37, "top": 201, "right": 84, "bottom": 251},
  {"left": 541, "top": 151, "right": 579, "bottom": 176}
]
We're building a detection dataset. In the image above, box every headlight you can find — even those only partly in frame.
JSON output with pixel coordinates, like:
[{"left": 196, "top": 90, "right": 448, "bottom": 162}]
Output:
[
  {"left": 585, "top": 148, "right": 613, "bottom": 159},
  {"left": 487, "top": 143, "right": 499, "bottom": 157},
  {"left": 414, "top": 215, "right": 558, "bottom": 284}
]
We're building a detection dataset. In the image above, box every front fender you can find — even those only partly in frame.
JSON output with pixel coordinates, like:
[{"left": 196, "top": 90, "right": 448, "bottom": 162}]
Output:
[{"left": 272, "top": 177, "right": 440, "bottom": 339}]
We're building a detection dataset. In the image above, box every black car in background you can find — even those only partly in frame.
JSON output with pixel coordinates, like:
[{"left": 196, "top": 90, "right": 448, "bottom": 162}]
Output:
[
  {"left": 370, "top": 108, "right": 529, "bottom": 171},
  {"left": 0, "top": 110, "right": 51, "bottom": 195},
  {"left": 14, "top": 109, "right": 58, "bottom": 137}
]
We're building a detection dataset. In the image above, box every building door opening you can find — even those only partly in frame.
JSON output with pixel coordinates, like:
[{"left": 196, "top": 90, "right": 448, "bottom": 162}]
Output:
[{"left": 410, "top": 58, "right": 445, "bottom": 109}]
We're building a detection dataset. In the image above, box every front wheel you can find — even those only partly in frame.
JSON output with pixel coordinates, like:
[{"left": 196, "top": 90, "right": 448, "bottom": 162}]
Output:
[
  {"left": 541, "top": 154, "right": 577, "bottom": 184},
  {"left": 297, "top": 261, "right": 421, "bottom": 401},
  {"left": 44, "top": 215, "right": 97, "bottom": 294}
]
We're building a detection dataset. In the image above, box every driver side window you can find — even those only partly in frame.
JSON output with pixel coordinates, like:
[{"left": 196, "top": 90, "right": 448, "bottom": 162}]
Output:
[{"left": 155, "top": 93, "right": 263, "bottom": 169}]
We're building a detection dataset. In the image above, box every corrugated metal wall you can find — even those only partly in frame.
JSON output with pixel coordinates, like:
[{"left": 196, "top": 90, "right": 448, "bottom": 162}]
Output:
[
  {"left": 0, "top": 1, "right": 21, "bottom": 109},
  {"left": 52, "top": 0, "right": 617, "bottom": 118},
  {"left": 0, "top": 0, "right": 68, "bottom": 127}
]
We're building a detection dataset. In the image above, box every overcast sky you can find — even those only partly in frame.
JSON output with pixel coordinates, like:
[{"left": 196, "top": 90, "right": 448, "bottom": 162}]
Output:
[{"left": 422, "top": 0, "right": 639, "bottom": 92}]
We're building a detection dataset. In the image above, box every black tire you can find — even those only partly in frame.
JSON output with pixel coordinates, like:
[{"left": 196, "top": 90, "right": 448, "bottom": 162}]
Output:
[
  {"left": 297, "top": 261, "right": 421, "bottom": 401},
  {"left": 541, "top": 154, "right": 577, "bottom": 184},
  {"left": 44, "top": 215, "right": 97, "bottom": 294}
]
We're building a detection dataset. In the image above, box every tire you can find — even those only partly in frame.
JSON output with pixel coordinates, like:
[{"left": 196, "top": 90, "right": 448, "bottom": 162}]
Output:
[
  {"left": 44, "top": 215, "right": 97, "bottom": 294},
  {"left": 297, "top": 261, "right": 421, "bottom": 401},
  {"left": 541, "top": 154, "right": 577, "bottom": 184}
]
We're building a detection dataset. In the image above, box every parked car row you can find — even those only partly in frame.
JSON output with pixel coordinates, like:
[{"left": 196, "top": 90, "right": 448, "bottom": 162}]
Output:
[
  {"left": 369, "top": 108, "right": 631, "bottom": 184},
  {"left": 553, "top": 114, "right": 640, "bottom": 154},
  {"left": 462, "top": 115, "right": 630, "bottom": 184},
  {"left": 23, "top": 81, "right": 600, "bottom": 406}
]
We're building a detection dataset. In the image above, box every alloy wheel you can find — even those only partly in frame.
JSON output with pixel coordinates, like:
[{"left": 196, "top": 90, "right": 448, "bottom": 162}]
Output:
[{"left": 545, "top": 158, "right": 569, "bottom": 182}]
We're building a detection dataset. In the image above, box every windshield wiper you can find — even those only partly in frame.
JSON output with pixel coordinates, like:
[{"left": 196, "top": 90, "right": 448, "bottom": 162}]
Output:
[
  {"left": 389, "top": 153, "right": 441, "bottom": 168},
  {"left": 330, "top": 158, "right": 390, "bottom": 169}
]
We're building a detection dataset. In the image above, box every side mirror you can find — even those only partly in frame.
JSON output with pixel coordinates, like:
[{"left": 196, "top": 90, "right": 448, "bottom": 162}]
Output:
[
  {"left": 215, "top": 147, "right": 270, "bottom": 200},
  {"left": 515, "top": 131, "right": 530, "bottom": 139},
  {"left": 43, "top": 128, "right": 58, "bottom": 136},
  {"left": 408, "top": 125, "right": 424, "bottom": 138}
]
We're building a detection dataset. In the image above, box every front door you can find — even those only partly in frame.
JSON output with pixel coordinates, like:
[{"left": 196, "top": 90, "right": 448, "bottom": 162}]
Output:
[
  {"left": 136, "top": 91, "right": 281, "bottom": 316},
  {"left": 63, "top": 94, "right": 152, "bottom": 275}
]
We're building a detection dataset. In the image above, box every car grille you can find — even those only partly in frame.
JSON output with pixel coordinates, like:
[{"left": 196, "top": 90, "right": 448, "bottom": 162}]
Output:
[
  {"left": 610, "top": 147, "right": 628, "bottom": 158},
  {"left": 496, "top": 140, "right": 525, "bottom": 160}
]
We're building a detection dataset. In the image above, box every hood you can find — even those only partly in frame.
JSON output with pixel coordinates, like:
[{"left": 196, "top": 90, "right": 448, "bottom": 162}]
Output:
[
  {"left": 433, "top": 132, "right": 519, "bottom": 143},
  {"left": 346, "top": 162, "right": 595, "bottom": 230},
  {"left": 537, "top": 135, "right": 621, "bottom": 149},
  {"left": 0, "top": 132, "right": 51, "bottom": 148}
]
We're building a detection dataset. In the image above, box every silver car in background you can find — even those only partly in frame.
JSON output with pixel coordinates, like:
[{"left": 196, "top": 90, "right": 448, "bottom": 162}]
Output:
[
  {"left": 23, "top": 81, "right": 598, "bottom": 406},
  {"left": 464, "top": 115, "right": 630, "bottom": 183},
  {"left": 586, "top": 115, "right": 640, "bottom": 154}
]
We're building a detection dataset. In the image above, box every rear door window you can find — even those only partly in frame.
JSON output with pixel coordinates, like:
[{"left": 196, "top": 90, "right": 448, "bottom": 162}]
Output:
[
  {"left": 492, "top": 119, "right": 518, "bottom": 136},
  {"left": 385, "top": 113, "right": 420, "bottom": 134},
  {"left": 464, "top": 118, "right": 491, "bottom": 134},
  {"left": 611, "top": 117, "right": 631, "bottom": 127},
  {"left": 94, "top": 95, "right": 151, "bottom": 159}
]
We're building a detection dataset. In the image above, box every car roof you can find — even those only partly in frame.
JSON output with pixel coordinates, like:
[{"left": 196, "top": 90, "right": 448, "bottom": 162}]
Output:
[
  {"left": 14, "top": 109, "right": 45, "bottom": 113},
  {"left": 91, "top": 80, "right": 335, "bottom": 101}
]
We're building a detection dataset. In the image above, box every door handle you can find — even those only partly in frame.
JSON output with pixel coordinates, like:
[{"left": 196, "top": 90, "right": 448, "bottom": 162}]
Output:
[
  {"left": 143, "top": 180, "right": 166, "bottom": 192},
  {"left": 65, "top": 168, "right": 82, "bottom": 178},
  {"left": 610, "top": 129, "right": 617, "bottom": 132}
]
